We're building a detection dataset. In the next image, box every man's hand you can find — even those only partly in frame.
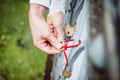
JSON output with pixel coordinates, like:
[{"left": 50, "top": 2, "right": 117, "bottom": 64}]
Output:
[
  {"left": 47, "top": 12, "right": 64, "bottom": 42},
  {"left": 28, "top": 4, "right": 62, "bottom": 54}
]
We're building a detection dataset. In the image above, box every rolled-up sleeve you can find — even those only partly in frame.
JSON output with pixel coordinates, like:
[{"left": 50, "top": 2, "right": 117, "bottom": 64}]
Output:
[
  {"left": 49, "top": 0, "right": 66, "bottom": 16},
  {"left": 29, "top": 0, "right": 50, "bottom": 8}
]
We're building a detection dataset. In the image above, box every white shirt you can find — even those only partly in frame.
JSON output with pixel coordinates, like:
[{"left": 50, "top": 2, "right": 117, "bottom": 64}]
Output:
[
  {"left": 29, "top": 0, "right": 50, "bottom": 8},
  {"left": 29, "top": 0, "right": 66, "bottom": 15}
]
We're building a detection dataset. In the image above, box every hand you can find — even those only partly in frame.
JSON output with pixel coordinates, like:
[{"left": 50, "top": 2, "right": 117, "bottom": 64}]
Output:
[
  {"left": 28, "top": 4, "right": 62, "bottom": 54},
  {"left": 47, "top": 12, "right": 64, "bottom": 42}
]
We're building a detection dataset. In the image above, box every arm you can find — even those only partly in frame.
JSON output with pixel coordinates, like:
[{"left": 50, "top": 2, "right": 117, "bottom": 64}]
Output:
[
  {"left": 47, "top": 0, "right": 66, "bottom": 42},
  {"left": 28, "top": 3, "right": 63, "bottom": 54}
]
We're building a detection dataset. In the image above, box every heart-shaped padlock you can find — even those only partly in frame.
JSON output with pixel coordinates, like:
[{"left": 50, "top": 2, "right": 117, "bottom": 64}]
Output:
[
  {"left": 62, "top": 70, "right": 71, "bottom": 78},
  {"left": 63, "top": 23, "right": 76, "bottom": 37}
]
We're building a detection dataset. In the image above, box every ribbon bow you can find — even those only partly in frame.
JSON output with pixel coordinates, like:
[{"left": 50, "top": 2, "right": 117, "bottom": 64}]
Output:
[{"left": 62, "top": 39, "right": 81, "bottom": 66}]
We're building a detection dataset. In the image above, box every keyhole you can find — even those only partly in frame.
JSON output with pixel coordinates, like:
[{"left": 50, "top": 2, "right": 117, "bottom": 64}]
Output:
[{"left": 67, "top": 31, "right": 70, "bottom": 34}]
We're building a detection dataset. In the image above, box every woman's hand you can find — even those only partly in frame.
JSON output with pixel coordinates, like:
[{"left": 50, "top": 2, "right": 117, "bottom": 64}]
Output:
[
  {"left": 28, "top": 4, "right": 62, "bottom": 54},
  {"left": 47, "top": 12, "right": 64, "bottom": 42}
]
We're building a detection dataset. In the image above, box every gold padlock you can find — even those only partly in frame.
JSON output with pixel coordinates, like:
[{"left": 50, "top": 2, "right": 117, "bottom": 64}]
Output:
[
  {"left": 63, "top": 23, "right": 76, "bottom": 37},
  {"left": 62, "top": 70, "right": 71, "bottom": 78}
]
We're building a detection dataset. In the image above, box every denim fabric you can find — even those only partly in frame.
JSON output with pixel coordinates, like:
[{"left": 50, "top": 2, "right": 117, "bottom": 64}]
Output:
[{"left": 53, "top": 0, "right": 89, "bottom": 80}]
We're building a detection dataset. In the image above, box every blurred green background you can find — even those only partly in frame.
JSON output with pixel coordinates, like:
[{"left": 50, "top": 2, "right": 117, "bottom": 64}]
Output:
[{"left": 0, "top": 0, "right": 47, "bottom": 80}]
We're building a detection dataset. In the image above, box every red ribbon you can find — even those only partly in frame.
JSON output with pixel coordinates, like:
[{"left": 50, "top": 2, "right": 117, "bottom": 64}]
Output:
[{"left": 62, "top": 39, "right": 81, "bottom": 66}]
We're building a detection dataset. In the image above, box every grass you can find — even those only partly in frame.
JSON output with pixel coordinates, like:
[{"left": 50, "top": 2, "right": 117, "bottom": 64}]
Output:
[{"left": 0, "top": 1, "right": 47, "bottom": 80}]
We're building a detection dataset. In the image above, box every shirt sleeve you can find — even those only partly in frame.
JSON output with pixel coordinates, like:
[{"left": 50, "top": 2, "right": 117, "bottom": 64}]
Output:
[
  {"left": 49, "top": 0, "right": 66, "bottom": 16},
  {"left": 29, "top": 0, "right": 50, "bottom": 8}
]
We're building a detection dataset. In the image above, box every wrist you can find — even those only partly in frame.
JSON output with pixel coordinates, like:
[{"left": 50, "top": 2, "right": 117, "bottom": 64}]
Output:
[
  {"left": 49, "top": 9, "right": 65, "bottom": 17},
  {"left": 29, "top": 4, "right": 46, "bottom": 19},
  {"left": 49, "top": 5, "right": 65, "bottom": 16}
]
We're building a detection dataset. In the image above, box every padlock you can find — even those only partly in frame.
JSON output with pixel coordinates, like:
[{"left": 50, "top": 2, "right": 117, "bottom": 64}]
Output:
[
  {"left": 62, "top": 70, "right": 71, "bottom": 78},
  {"left": 63, "top": 23, "right": 76, "bottom": 37}
]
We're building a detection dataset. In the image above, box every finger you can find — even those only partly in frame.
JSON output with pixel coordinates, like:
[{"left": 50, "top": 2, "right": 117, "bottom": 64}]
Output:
[
  {"left": 47, "top": 35, "right": 63, "bottom": 49},
  {"left": 41, "top": 46, "right": 61, "bottom": 54},
  {"left": 47, "top": 18, "right": 52, "bottom": 25},
  {"left": 35, "top": 41, "right": 62, "bottom": 54},
  {"left": 50, "top": 25, "right": 56, "bottom": 35},
  {"left": 39, "top": 45, "right": 61, "bottom": 54},
  {"left": 49, "top": 25, "right": 54, "bottom": 29},
  {"left": 55, "top": 25, "right": 64, "bottom": 42}
]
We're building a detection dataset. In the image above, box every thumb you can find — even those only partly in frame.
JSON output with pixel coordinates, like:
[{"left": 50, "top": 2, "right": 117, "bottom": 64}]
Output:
[{"left": 47, "top": 35, "right": 63, "bottom": 50}]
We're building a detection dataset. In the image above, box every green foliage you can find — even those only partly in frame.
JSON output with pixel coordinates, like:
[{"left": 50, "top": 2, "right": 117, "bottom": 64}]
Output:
[{"left": 0, "top": 1, "right": 47, "bottom": 80}]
